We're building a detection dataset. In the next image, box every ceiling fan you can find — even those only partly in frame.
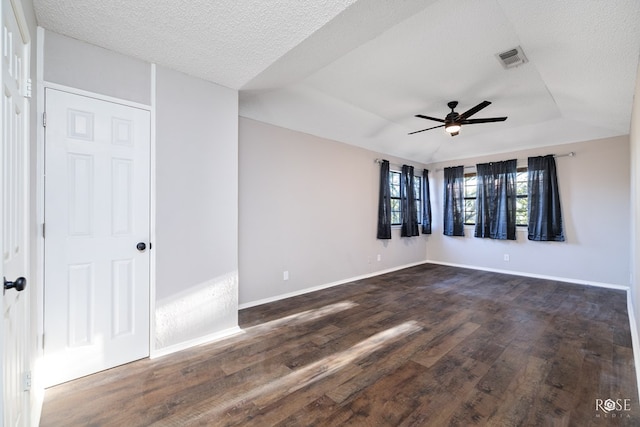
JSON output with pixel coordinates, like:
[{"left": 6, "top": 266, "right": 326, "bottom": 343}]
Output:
[{"left": 409, "top": 100, "right": 507, "bottom": 137}]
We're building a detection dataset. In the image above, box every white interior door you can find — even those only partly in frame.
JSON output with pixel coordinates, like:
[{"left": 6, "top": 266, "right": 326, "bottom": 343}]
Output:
[
  {"left": 1, "top": 0, "right": 30, "bottom": 425},
  {"left": 44, "top": 89, "right": 150, "bottom": 387}
]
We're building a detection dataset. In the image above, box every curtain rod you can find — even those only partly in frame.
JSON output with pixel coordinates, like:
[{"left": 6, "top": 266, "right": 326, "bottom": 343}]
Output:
[
  {"left": 373, "top": 158, "right": 421, "bottom": 168},
  {"left": 375, "top": 152, "right": 575, "bottom": 171},
  {"left": 433, "top": 152, "right": 575, "bottom": 172}
]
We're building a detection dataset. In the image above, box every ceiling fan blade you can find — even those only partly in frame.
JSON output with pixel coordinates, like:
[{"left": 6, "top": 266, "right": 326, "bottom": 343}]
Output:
[
  {"left": 415, "top": 114, "right": 445, "bottom": 123},
  {"left": 458, "top": 101, "right": 491, "bottom": 120},
  {"left": 461, "top": 117, "right": 508, "bottom": 124},
  {"left": 408, "top": 124, "right": 445, "bottom": 135}
]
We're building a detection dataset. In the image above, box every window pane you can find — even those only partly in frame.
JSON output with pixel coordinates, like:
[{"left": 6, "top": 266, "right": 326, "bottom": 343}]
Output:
[
  {"left": 464, "top": 198, "right": 476, "bottom": 224},
  {"left": 464, "top": 174, "right": 476, "bottom": 197},
  {"left": 517, "top": 181, "right": 527, "bottom": 195},
  {"left": 516, "top": 168, "right": 528, "bottom": 224},
  {"left": 466, "top": 185, "right": 476, "bottom": 198},
  {"left": 415, "top": 179, "right": 421, "bottom": 224},
  {"left": 391, "top": 211, "right": 401, "bottom": 225},
  {"left": 516, "top": 169, "right": 528, "bottom": 195},
  {"left": 465, "top": 212, "right": 476, "bottom": 225},
  {"left": 390, "top": 171, "right": 400, "bottom": 185},
  {"left": 391, "top": 198, "right": 401, "bottom": 225},
  {"left": 390, "top": 171, "right": 400, "bottom": 198},
  {"left": 516, "top": 197, "right": 528, "bottom": 225}
]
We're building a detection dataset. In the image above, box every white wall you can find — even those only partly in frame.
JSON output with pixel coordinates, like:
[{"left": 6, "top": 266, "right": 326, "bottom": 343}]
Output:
[
  {"left": 630, "top": 64, "right": 640, "bottom": 334},
  {"left": 43, "top": 30, "right": 151, "bottom": 105},
  {"left": 426, "top": 136, "right": 630, "bottom": 286},
  {"left": 40, "top": 30, "right": 240, "bottom": 354},
  {"left": 155, "top": 67, "right": 239, "bottom": 350},
  {"left": 238, "top": 117, "right": 428, "bottom": 306}
]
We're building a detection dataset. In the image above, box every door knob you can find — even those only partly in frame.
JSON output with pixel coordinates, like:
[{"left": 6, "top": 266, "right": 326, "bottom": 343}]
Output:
[
  {"left": 4, "top": 277, "right": 26, "bottom": 292},
  {"left": 136, "top": 242, "right": 146, "bottom": 251}
]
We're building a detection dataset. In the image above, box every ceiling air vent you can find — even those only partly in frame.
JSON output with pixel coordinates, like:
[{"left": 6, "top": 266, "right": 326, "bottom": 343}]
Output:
[{"left": 496, "top": 46, "right": 528, "bottom": 69}]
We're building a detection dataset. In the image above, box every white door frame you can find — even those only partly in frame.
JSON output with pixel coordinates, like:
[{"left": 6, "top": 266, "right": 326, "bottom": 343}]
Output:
[{"left": 35, "top": 73, "right": 157, "bottom": 389}]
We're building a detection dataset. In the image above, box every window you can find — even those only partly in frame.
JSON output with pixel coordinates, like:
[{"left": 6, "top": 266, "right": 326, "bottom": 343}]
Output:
[
  {"left": 414, "top": 176, "right": 422, "bottom": 226},
  {"left": 443, "top": 165, "right": 465, "bottom": 236},
  {"left": 463, "top": 172, "right": 476, "bottom": 225},
  {"left": 389, "top": 170, "right": 421, "bottom": 226},
  {"left": 390, "top": 171, "right": 401, "bottom": 225},
  {"left": 515, "top": 167, "right": 528, "bottom": 226},
  {"left": 463, "top": 167, "right": 528, "bottom": 226}
]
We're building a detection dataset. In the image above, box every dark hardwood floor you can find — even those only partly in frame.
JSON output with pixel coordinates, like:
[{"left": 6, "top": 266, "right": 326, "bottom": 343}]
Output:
[{"left": 40, "top": 264, "right": 639, "bottom": 426}]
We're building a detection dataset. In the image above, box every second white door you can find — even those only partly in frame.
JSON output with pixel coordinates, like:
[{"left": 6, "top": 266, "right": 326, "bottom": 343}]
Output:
[{"left": 43, "top": 89, "right": 151, "bottom": 387}]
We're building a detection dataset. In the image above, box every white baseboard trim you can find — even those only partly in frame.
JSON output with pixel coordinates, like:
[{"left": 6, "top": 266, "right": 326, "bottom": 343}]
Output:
[
  {"left": 627, "top": 293, "right": 640, "bottom": 400},
  {"left": 150, "top": 260, "right": 640, "bottom": 399},
  {"left": 429, "top": 260, "right": 639, "bottom": 399},
  {"left": 426, "top": 259, "right": 630, "bottom": 291},
  {"left": 239, "top": 260, "right": 429, "bottom": 310},
  {"left": 150, "top": 326, "right": 244, "bottom": 359}
]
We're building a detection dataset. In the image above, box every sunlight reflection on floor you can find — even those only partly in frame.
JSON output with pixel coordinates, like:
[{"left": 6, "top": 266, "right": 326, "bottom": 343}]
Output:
[
  {"left": 244, "top": 301, "right": 359, "bottom": 334},
  {"left": 187, "top": 321, "right": 423, "bottom": 423},
  {"left": 191, "top": 301, "right": 360, "bottom": 355}
]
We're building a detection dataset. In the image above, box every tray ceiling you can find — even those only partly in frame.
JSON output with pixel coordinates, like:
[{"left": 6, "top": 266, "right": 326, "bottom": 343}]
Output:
[{"left": 34, "top": 0, "right": 640, "bottom": 162}]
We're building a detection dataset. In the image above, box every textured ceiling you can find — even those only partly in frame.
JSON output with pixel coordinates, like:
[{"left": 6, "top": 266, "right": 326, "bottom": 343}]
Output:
[{"left": 33, "top": 0, "right": 640, "bottom": 163}]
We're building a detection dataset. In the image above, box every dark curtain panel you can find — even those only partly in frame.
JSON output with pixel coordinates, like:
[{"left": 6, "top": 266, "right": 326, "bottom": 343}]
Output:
[
  {"left": 474, "top": 159, "right": 517, "bottom": 240},
  {"left": 376, "top": 160, "right": 392, "bottom": 239},
  {"left": 443, "top": 166, "right": 465, "bottom": 236},
  {"left": 528, "top": 155, "right": 565, "bottom": 241},
  {"left": 421, "top": 169, "right": 432, "bottom": 234},
  {"left": 400, "top": 165, "right": 419, "bottom": 237}
]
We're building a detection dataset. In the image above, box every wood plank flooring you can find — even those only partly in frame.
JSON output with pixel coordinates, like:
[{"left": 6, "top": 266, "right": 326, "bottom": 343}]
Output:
[{"left": 40, "top": 264, "right": 639, "bottom": 426}]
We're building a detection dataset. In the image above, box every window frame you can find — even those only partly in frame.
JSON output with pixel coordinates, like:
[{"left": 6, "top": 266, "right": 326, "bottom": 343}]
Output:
[
  {"left": 389, "top": 169, "right": 422, "bottom": 227},
  {"left": 462, "top": 167, "right": 529, "bottom": 227},
  {"left": 414, "top": 175, "right": 422, "bottom": 226},
  {"left": 463, "top": 172, "right": 477, "bottom": 226},
  {"left": 389, "top": 170, "right": 401, "bottom": 226},
  {"left": 515, "top": 167, "right": 528, "bottom": 227}
]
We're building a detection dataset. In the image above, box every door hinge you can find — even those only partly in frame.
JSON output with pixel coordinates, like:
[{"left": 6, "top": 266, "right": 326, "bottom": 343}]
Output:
[
  {"left": 23, "top": 371, "right": 32, "bottom": 391},
  {"left": 25, "top": 78, "right": 32, "bottom": 98},
  {"left": 43, "top": 112, "right": 47, "bottom": 127},
  {"left": 42, "top": 223, "right": 45, "bottom": 239}
]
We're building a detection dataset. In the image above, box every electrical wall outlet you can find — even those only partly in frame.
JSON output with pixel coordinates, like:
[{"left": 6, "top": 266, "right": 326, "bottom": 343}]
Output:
[
  {"left": 503, "top": 254, "right": 510, "bottom": 262},
  {"left": 283, "top": 271, "right": 289, "bottom": 281}
]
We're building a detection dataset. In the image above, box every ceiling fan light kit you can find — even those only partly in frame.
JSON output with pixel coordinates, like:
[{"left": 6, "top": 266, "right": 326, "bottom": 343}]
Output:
[
  {"left": 410, "top": 100, "right": 507, "bottom": 137},
  {"left": 444, "top": 123, "right": 461, "bottom": 134}
]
